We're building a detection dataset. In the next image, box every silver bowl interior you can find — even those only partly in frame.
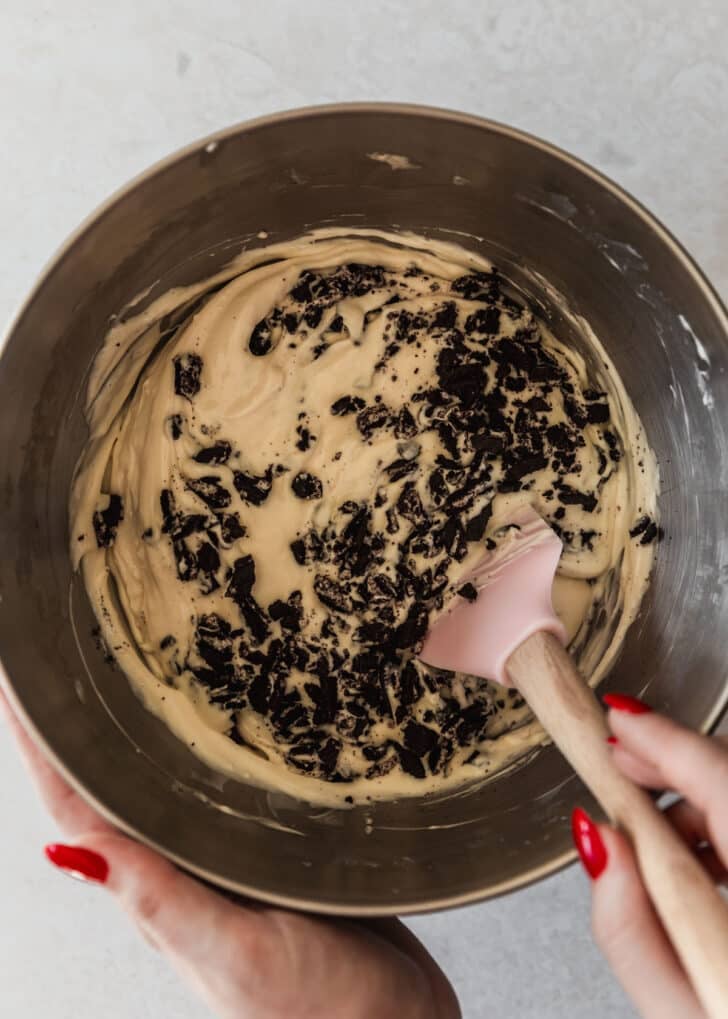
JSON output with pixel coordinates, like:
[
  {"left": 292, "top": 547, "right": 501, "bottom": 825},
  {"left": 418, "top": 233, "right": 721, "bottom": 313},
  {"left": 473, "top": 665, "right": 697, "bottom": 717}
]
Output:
[{"left": 1, "top": 104, "right": 727, "bottom": 915}]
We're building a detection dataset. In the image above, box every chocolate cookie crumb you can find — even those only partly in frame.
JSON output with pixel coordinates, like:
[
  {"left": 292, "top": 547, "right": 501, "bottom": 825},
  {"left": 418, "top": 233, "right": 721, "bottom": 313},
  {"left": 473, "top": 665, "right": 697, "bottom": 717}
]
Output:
[
  {"left": 291, "top": 472, "right": 323, "bottom": 500},
  {"left": 173, "top": 353, "right": 203, "bottom": 398},
  {"left": 194, "top": 441, "right": 232, "bottom": 465},
  {"left": 93, "top": 494, "right": 124, "bottom": 548}
]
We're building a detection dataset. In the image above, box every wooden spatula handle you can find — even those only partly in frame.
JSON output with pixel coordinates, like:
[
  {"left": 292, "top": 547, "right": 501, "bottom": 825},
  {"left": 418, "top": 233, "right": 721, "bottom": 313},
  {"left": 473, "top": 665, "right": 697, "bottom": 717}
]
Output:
[{"left": 508, "top": 630, "right": 728, "bottom": 1019}]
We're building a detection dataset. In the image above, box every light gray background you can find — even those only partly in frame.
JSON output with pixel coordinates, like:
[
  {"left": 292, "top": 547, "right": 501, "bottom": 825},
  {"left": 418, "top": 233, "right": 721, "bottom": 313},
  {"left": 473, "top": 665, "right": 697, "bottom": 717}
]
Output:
[{"left": 1, "top": 1, "right": 726, "bottom": 1016}]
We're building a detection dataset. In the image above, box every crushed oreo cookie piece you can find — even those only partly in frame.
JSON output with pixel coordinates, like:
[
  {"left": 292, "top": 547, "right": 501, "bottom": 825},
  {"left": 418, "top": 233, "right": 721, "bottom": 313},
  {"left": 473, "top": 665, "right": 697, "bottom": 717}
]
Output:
[
  {"left": 194, "top": 441, "right": 232, "bottom": 465},
  {"left": 291, "top": 472, "right": 323, "bottom": 500},
  {"left": 173, "top": 353, "right": 203, "bottom": 398},
  {"left": 356, "top": 402, "right": 390, "bottom": 438},
  {"left": 404, "top": 720, "right": 439, "bottom": 757},
  {"left": 331, "top": 395, "right": 366, "bottom": 416},
  {"left": 249, "top": 318, "right": 274, "bottom": 356},
  {"left": 314, "top": 574, "right": 353, "bottom": 614},
  {"left": 629, "top": 514, "right": 663, "bottom": 545},
  {"left": 219, "top": 512, "right": 246, "bottom": 544},
  {"left": 557, "top": 485, "right": 597, "bottom": 513},
  {"left": 93, "top": 494, "right": 124, "bottom": 548},
  {"left": 168, "top": 414, "right": 184, "bottom": 439},
  {"left": 186, "top": 475, "right": 232, "bottom": 510},
  {"left": 233, "top": 466, "right": 274, "bottom": 506},
  {"left": 269, "top": 591, "right": 303, "bottom": 633}
]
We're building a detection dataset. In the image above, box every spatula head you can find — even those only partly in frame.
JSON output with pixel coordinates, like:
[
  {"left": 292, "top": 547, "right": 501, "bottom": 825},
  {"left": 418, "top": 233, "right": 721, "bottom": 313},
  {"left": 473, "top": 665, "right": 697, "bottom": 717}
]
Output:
[{"left": 420, "top": 506, "right": 567, "bottom": 686}]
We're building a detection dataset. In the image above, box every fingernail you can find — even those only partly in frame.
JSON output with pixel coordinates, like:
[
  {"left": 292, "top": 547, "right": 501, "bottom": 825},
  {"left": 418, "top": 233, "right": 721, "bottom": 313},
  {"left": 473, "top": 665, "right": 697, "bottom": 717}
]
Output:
[
  {"left": 44, "top": 843, "right": 109, "bottom": 884},
  {"left": 606, "top": 736, "right": 618, "bottom": 745},
  {"left": 603, "top": 692, "right": 652, "bottom": 714},
  {"left": 571, "top": 808, "right": 608, "bottom": 880}
]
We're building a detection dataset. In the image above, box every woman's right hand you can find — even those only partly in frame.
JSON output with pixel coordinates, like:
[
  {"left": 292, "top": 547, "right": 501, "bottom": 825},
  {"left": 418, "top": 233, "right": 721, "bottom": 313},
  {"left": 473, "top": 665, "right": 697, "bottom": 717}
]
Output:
[{"left": 574, "top": 698, "right": 728, "bottom": 1019}]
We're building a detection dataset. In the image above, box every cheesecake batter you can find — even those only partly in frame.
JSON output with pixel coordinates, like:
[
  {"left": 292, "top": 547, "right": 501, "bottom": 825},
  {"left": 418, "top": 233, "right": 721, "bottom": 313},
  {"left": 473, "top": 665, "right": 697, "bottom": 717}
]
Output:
[{"left": 71, "top": 229, "right": 660, "bottom": 806}]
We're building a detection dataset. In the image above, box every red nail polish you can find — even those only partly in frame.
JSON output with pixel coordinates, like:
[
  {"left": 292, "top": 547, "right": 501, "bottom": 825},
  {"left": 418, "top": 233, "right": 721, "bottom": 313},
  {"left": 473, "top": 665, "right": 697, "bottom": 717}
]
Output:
[
  {"left": 606, "top": 736, "right": 618, "bottom": 745},
  {"left": 44, "top": 844, "right": 109, "bottom": 884},
  {"left": 571, "top": 808, "right": 608, "bottom": 880},
  {"left": 603, "top": 693, "right": 652, "bottom": 714}
]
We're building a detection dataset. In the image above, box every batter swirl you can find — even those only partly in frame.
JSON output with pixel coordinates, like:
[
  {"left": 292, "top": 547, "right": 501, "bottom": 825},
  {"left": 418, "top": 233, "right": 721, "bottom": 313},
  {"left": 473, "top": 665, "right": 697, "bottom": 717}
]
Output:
[{"left": 71, "top": 230, "right": 659, "bottom": 805}]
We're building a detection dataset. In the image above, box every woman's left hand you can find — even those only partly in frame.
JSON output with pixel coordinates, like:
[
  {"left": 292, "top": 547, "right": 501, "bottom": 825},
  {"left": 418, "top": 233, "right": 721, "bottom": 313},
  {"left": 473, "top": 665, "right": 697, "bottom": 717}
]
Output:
[{"left": 0, "top": 690, "right": 460, "bottom": 1019}]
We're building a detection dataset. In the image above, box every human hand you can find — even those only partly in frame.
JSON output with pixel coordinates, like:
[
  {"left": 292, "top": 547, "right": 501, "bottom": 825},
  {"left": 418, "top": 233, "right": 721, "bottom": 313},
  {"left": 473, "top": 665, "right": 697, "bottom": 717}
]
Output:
[
  {"left": 0, "top": 690, "right": 460, "bottom": 1019},
  {"left": 573, "top": 695, "right": 728, "bottom": 1019}
]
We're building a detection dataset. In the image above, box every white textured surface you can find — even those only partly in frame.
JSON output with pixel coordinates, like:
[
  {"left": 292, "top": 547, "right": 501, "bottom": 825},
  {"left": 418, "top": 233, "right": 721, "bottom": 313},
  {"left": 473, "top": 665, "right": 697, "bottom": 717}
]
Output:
[{"left": 1, "top": 2, "right": 726, "bottom": 1017}]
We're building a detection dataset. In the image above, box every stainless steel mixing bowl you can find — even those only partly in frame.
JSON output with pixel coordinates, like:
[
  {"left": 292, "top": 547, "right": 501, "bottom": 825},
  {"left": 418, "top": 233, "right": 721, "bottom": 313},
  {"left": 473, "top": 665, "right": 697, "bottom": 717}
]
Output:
[{"left": 1, "top": 104, "right": 727, "bottom": 915}]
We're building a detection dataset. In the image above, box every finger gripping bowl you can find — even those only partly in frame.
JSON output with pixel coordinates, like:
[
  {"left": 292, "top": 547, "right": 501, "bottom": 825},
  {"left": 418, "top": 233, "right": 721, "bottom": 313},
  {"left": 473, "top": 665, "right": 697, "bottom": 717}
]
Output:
[{"left": 1, "top": 104, "right": 727, "bottom": 914}]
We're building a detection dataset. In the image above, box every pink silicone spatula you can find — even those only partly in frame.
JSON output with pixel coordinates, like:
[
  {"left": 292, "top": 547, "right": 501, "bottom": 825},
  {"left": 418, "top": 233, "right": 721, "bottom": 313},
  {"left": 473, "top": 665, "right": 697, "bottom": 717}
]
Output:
[{"left": 421, "top": 506, "right": 728, "bottom": 1019}]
